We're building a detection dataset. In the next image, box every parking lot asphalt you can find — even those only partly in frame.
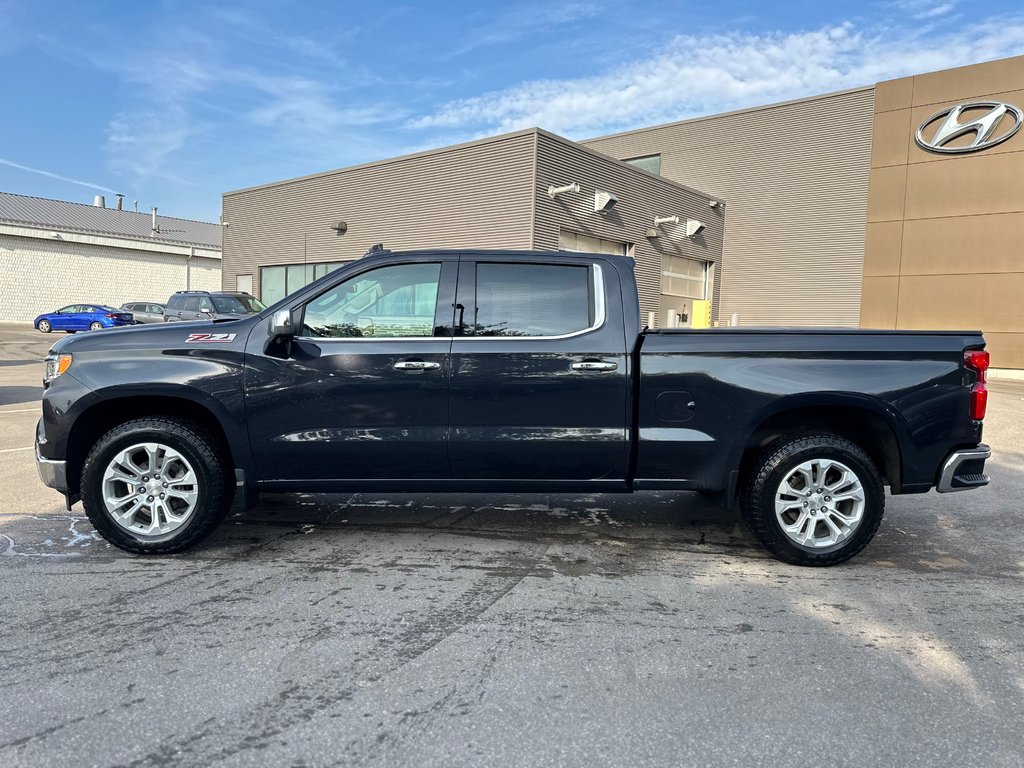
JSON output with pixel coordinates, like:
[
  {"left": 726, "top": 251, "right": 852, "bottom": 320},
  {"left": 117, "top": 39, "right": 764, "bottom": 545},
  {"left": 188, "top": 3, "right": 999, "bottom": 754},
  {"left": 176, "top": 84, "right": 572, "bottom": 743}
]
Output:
[{"left": 1, "top": 324, "right": 1022, "bottom": 767}]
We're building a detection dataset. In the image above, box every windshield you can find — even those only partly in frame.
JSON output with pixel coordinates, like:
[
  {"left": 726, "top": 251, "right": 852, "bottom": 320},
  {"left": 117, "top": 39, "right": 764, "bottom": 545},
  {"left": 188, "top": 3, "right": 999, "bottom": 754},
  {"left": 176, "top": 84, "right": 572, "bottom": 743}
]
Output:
[{"left": 211, "top": 295, "right": 266, "bottom": 314}]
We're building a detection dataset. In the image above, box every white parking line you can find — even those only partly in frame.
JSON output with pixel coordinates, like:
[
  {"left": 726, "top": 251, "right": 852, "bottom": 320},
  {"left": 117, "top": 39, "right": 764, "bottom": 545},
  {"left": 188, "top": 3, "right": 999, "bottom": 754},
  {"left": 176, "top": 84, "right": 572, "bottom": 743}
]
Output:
[
  {"left": 0, "top": 446, "right": 33, "bottom": 453},
  {"left": 0, "top": 408, "right": 40, "bottom": 414}
]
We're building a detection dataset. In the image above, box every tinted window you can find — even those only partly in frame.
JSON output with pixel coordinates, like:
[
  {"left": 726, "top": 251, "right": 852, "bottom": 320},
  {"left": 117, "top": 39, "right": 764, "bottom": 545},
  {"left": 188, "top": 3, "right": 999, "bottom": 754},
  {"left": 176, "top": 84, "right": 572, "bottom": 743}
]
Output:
[
  {"left": 211, "top": 295, "right": 265, "bottom": 314},
  {"left": 150, "top": 304, "right": 164, "bottom": 314},
  {"left": 58, "top": 306, "right": 78, "bottom": 313},
  {"left": 184, "top": 297, "right": 201, "bottom": 312},
  {"left": 302, "top": 263, "right": 441, "bottom": 338},
  {"left": 167, "top": 295, "right": 185, "bottom": 309},
  {"left": 474, "top": 263, "right": 592, "bottom": 337}
]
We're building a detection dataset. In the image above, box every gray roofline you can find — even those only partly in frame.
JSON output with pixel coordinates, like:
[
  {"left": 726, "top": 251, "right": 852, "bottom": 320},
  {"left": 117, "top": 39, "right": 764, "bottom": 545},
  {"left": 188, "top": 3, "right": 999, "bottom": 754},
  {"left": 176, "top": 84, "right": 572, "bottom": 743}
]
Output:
[
  {"left": 581, "top": 85, "right": 875, "bottom": 145},
  {"left": 0, "top": 191, "right": 222, "bottom": 249},
  {"left": 223, "top": 128, "right": 542, "bottom": 197},
  {"left": 532, "top": 127, "right": 724, "bottom": 202},
  {"left": 224, "top": 125, "right": 722, "bottom": 203},
  {"left": 0, "top": 220, "right": 222, "bottom": 256}
]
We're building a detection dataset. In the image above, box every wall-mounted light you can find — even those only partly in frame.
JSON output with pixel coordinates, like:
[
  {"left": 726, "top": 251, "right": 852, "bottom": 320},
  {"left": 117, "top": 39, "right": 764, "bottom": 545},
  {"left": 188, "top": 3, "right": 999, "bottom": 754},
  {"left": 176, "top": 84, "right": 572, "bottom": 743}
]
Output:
[
  {"left": 684, "top": 219, "right": 705, "bottom": 237},
  {"left": 330, "top": 220, "right": 348, "bottom": 234},
  {"left": 594, "top": 190, "right": 618, "bottom": 212},
  {"left": 645, "top": 227, "right": 660, "bottom": 239},
  {"left": 548, "top": 182, "right": 581, "bottom": 198},
  {"left": 708, "top": 199, "right": 722, "bottom": 209}
]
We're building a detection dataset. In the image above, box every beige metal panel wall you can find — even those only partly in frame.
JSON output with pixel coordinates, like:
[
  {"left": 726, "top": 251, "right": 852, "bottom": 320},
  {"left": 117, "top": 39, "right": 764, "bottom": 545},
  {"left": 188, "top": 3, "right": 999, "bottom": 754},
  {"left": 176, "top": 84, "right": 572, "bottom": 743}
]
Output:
[
  {"left": 584, "top": 89, "right": 875, "bottom": 326},
  {"left": 862, "top": 55, "right": 1024, "bottom": 369},
  {"left": 222, "top": 132, "right": 537, "bottom": 298},
  {"left": 532, "top": 131, "right": 724, "bottom": 324}
]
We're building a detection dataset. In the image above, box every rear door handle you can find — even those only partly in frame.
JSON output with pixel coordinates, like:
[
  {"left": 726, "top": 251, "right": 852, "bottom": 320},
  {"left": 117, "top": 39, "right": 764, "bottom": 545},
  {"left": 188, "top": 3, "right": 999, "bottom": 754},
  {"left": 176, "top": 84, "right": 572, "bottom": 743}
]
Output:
[
  {"left": 393, "top": 360, "right": 441, "bottom": 371},
  {"left": 570, "top": 360, "right": 618, "bottom": 372}
]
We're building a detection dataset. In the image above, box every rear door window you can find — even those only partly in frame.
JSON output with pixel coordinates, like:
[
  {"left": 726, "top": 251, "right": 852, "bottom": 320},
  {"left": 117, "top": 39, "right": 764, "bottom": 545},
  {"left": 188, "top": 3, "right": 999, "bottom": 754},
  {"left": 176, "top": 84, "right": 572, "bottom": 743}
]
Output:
[
  {"left": 472, "top": 263, "right": 594, "bottom": 337},
  {"left": 184, "top": 297, "right": 201, "bottom": 312}
]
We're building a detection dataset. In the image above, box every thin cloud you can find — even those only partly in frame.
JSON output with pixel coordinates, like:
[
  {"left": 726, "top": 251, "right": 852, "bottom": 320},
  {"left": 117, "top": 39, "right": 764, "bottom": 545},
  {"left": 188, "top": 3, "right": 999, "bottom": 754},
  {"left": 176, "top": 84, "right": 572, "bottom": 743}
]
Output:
[
  {"left": 892, "top": 0, "right": 958, "bottom": 19},
  {"left": 448, "top": 1, "right": 610, "bottom": 57},
  {"left": 0, "top": 158, "right": 117, "bottom": 194},
  {"left": 408, "top": 16, "right": 1024, "bottom": 139}
]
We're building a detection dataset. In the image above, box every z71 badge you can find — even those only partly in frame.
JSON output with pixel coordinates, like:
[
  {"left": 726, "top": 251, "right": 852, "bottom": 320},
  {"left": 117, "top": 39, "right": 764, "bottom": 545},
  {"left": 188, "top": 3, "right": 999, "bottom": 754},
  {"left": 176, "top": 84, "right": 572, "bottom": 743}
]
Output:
[{"left": 186, "top": 333, "right": 237, "bottom": 343}]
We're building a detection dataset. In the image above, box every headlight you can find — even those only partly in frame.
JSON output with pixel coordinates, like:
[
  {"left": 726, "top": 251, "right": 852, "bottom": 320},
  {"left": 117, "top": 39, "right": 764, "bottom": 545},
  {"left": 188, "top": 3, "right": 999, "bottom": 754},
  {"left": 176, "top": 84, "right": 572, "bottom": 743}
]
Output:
[{"left": 44, "top": 353, "right": 73, "bottom": 384}]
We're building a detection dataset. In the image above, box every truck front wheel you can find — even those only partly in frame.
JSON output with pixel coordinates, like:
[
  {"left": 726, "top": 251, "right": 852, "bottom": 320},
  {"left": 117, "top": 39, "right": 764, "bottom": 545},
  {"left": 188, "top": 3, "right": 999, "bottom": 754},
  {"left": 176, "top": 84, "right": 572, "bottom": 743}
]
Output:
[
  {"left": 740, "top": 433, "right": 885, "bottom": 566},
  {"left": 80, "top": 417, "right": 231, "bottom": 554}
]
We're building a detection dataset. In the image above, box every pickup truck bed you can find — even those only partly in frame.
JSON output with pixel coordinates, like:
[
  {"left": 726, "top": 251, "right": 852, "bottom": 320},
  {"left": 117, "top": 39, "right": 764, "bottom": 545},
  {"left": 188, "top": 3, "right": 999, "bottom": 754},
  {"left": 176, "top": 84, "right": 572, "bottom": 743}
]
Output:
[{"left": 36, "top": 249, "right": 991, "bottom": 565}]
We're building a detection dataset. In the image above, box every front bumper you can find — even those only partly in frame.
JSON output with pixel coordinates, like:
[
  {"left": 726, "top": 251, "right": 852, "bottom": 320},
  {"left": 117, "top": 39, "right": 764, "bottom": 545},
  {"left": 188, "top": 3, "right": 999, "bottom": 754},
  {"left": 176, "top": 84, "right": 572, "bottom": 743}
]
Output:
[
  {"left": 936, "top": 444, "right": 991, "bottom": 493},
  {"left": 36, "top": 444, "right": 68, "bottom": 492}
]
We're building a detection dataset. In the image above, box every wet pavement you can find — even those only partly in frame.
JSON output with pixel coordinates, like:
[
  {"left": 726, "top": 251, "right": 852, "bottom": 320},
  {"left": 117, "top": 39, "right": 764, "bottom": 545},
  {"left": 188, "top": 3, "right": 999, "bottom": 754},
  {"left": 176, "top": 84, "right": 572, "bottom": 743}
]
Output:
[{"left": 1, "top": 325, "right": 1023, "bottom": 767}]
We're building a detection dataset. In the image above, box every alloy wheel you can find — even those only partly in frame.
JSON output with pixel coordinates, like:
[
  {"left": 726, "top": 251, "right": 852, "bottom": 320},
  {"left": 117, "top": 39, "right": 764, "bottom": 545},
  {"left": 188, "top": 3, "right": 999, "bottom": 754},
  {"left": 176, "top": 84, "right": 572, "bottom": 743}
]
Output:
[
  {"left": 101, "top": 442, "right": 200, "bottom": 539},
  {"left": 774, "top": 458, "right": 866, "bottom": 549}
]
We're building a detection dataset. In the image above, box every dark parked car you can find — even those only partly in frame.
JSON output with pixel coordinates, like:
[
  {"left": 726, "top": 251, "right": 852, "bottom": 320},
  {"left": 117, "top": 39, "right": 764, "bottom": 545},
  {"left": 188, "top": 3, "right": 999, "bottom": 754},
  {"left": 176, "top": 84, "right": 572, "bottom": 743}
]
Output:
[
  {"left": 36, "top": 249, "right": 991, "bottom": 565},
  {"left": 33, "top": 304, "right": 133, "bottom": 333},
  {"left": 163, "top": 291, "right": 265, "bottom": 322},
  {"left": 120, "top": 302, "right": 166, "bottom": 324}
]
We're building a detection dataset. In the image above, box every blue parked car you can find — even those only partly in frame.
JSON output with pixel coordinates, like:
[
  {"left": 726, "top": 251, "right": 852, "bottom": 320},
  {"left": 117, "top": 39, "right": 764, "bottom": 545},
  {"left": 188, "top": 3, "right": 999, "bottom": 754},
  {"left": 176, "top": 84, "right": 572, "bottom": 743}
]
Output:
[{"left": 34, "top": 304, "right": 135, "bottom": 334}]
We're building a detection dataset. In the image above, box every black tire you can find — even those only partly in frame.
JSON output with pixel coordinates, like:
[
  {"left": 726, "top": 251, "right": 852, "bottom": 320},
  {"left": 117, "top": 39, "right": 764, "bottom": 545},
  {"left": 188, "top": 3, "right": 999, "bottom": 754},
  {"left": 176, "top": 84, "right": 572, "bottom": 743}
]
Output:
[
  {"left": 89, "top": 321, "right": 103, "bottom": 331},
  {"left": 740, "top": 433, "right": 884, "bottom": 567},
  {"left": 37, "top": 319, "right": 51, "bottom": 333},
  {"left": 80, "top": 417, "right": 232, "bottom": 554}
]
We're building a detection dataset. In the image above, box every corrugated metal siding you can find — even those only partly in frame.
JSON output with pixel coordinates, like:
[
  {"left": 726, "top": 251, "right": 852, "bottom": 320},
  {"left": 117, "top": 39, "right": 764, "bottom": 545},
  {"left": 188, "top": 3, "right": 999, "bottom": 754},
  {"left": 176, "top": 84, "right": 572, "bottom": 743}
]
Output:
[
  {"left": 532, "top": 131, "right": 724, "bottom": 325},
  {"left": 584, "top": 88, "right": 874, "bottom": 326},
  {"left": 0, "top": 192, "right": 221, "bottom": 249},
  {"left": 222, "top": 133, "right": 536, "bottom": 297}
]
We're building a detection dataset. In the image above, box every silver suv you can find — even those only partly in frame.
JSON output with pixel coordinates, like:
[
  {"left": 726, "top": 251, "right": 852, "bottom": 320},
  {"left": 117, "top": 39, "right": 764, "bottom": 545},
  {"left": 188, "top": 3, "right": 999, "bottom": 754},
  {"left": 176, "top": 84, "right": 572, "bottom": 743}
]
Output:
[{"left": 163, "top": 291, "right": 266, "bottom": 322}]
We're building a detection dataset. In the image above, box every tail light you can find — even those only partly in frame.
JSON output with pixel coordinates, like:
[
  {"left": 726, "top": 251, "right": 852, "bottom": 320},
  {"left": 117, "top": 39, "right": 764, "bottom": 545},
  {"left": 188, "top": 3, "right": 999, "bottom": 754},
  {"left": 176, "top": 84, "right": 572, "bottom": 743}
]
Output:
[{"left": 964, "top": 349, "right": 989, "bottom": 421}]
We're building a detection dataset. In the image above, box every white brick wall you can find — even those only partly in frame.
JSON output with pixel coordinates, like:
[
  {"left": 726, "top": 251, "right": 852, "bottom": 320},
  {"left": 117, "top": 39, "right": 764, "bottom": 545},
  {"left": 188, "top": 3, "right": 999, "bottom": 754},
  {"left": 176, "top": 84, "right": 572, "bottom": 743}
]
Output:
[{"left": 0, "top": 232, "right": 221, "bottom": 323}]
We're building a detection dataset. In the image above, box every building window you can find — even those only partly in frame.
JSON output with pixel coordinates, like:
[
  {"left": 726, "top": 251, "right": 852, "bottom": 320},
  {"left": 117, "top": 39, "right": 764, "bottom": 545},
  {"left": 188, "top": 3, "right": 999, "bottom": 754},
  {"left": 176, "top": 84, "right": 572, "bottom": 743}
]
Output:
[
  {"left": 661, "top": 255, "right": 707, "bottom": 300},
  {"left": 259, "top": 261, "right": 347, "bottom": 304},
  {"left": 624, "top": 154, "right": 661, "bottom": 175},
  {"left": 236, "top": 274, "right": 253, "bottom": 295},
  {"left": 559, "top": 229, "right": 631, "bottom": 256}
]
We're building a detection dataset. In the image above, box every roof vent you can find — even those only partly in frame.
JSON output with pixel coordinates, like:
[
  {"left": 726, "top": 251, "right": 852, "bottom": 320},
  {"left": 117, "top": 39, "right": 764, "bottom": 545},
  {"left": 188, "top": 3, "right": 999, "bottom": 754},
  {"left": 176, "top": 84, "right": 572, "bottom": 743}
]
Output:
[{"left": 93, "top": 195, "right": 106, "bottom": 208}]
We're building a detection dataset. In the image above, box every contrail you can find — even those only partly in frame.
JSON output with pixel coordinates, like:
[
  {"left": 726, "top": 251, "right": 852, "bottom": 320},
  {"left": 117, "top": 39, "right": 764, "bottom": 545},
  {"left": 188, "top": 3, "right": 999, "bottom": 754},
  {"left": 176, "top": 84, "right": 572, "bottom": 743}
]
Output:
[{"left": 0, "top": 158, "right": 117, "bottom": 194}]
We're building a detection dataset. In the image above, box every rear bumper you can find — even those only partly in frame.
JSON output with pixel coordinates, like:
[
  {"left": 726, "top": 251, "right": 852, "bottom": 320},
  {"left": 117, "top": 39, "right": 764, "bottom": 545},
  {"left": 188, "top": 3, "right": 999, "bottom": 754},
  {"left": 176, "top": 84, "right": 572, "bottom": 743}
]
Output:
[{"left": 936, "top": 444, "right": 991, "bottom": 493}]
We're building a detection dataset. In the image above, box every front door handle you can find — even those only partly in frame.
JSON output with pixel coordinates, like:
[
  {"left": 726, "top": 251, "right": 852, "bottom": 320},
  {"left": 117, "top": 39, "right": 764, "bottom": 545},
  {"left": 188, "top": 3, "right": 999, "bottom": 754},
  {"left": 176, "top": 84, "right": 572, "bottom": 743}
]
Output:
[
  {"left": 570, "top": 360, "right": 618, "bottom": 372},
  {"left": 393, "top": 360, "right": 441, "bottom": 371}
]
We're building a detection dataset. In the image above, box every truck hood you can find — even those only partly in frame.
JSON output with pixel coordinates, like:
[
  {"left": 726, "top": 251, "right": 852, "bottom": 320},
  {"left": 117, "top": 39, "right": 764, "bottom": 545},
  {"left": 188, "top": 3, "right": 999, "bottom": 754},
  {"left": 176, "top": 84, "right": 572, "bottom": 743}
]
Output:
[{"left": 47, "top": 316, "right": 260, "bottom": 356}]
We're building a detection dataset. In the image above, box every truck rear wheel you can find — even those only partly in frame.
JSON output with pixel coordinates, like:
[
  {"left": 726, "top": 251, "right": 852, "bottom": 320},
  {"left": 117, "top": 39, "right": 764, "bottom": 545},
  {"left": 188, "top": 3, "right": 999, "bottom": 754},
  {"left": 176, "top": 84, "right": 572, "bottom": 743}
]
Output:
[
  {"left": 80, "top": 417, "right": 231, "bottom": 554},
  {"left": 740, "top": 433, "right": 885, "bottom": 566}
]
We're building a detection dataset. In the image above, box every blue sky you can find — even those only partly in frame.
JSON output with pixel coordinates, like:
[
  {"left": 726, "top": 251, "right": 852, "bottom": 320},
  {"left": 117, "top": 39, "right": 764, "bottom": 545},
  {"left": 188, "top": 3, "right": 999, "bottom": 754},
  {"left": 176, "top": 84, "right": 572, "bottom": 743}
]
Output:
[{"left": 1, "top": 0, "right": 1023, "bottom": 222}]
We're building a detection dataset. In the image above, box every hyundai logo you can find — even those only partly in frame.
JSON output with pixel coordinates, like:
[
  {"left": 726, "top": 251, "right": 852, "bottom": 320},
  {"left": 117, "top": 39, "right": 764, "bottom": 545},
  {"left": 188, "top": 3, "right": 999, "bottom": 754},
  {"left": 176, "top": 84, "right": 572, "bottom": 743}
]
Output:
[{"left": 915, "top": 101, "right": 1023, "bottom": 154}]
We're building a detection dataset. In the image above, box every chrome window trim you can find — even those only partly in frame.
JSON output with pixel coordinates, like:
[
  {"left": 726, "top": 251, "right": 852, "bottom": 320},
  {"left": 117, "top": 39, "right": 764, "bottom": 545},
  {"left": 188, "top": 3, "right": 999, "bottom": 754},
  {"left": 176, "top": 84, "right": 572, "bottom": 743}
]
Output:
[{"left": 295, "top": 263, "right": 606, "bottom": 344}]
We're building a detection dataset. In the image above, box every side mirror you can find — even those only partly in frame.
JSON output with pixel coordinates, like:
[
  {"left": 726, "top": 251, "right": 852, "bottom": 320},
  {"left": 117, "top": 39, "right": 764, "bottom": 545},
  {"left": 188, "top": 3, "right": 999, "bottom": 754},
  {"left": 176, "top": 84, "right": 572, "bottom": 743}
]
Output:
[{"left": 269, "top": 309, "right": 296, "bottom": 339}]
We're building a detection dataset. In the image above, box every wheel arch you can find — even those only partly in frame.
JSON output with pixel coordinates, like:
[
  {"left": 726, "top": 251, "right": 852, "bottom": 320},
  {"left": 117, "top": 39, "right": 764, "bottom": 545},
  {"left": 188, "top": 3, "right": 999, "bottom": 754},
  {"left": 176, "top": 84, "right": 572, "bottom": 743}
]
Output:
[
  {"left": 65, "top": 390, "right": 247, "bottom": 495},
  {"left": 730, "top": 394, "right": 910, "bottom": 497}
]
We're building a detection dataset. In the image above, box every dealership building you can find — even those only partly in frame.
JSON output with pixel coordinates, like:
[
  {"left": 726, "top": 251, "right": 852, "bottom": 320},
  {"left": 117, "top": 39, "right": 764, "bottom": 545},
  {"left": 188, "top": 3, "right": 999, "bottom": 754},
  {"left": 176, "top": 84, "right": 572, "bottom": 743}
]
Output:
[
  {"left": 0, "top": 193, "right": 222, "bottom": 323},
  {"left": 223, "top": 54, "right": 1024, "bottom": 369}
]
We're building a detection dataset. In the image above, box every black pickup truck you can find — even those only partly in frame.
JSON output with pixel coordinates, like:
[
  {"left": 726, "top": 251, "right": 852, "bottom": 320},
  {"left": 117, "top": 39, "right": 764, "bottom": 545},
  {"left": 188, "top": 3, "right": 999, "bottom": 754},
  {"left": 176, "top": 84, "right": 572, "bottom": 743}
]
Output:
[{"left": 36, "top": 249, "right": 991, "bottom": 565}]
